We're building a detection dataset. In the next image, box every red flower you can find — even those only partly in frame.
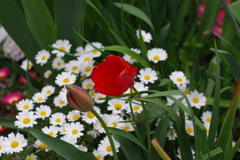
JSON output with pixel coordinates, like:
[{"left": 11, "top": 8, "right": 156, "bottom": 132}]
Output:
[{"left": 91, "top": 55, "right": 138, "bottom": 96}]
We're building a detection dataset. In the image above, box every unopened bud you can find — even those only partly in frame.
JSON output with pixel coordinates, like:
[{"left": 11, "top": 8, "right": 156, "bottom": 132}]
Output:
[{"left": 65, "top": 85, "right": 93, "bottom": 112}]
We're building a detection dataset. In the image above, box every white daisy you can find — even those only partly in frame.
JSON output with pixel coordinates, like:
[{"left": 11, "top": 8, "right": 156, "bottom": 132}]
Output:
[
  {"left": 97, "top": 136, "right": 120, "bottom": 156},
  {"left": 0, "top": 136, "right": 5, "bottom": 156},
  {"left": 60, "top": 135, "right": 77, "bottom": 146},
  {"left": 75, "top": 46, "right": 85, "bottom": 56},
  {"left": 126, "top": 100, "right": 143, "bottom": 114},
  {"left": 77, "top": 53, "right": 94, "bottom": 63},
  {"left": 55, "top": 71, "right": 77, "bottom": 86},
  {"left": 53, "top": 95, "right": 68, "bottom": 108},
  {"left": 52, "top": 39, "right": 72, "bottom": 57},
  {"left": 3, "top": 132, "right": 27, "bottom": 154},
  {"left": 93, "top": 150, "right": 105, "bottom": 160},
  {"left": 89, "top": 89, "right": 96, "bottom": 98},
  {"left": 32, "top": 92, "right": 47, "bottom": 103},
  {"left": 185, "top": 120, "right": 194, "bottom": 136},
  {"left": 120, "top": 123, "right": 134, "bottom": 132},
  {"left": 42, "top": 125, "right": 60, "bottom": 137},
  {"left": 81, "top": 106, "right": 101, "bottom": 124},
  {"left": 20, "top": 59, "right": 33, "bottom": 71},
  {"left": 85, "top": 42, "right": 104, "bottom": 58},
  {"left": 166, "top": 95, "right": 188, "bottom": 107},
  {"left": 33, "top": 140, "right": 49, "bottom": 152},
  {"left": 49, "top": 112, "right": 66, "bottom": 126},
  {"left": 147, "top": 48, "right": 168, "bottom": 63},
  {"left": 169, "top": 71, "right": 189, "bottom": 86},
  {"left": 67, "top": 110, "right": 81, "bottom": 121},
  {"left": 80, "top": 60, "right": 95, "bottom": 77},
  {"left": 123, "top": 48, "right": 141, "bottom": 64},
  {"left": 35, "top": 105, "right": 52, "bottom": 119},
  {"left": 63, "top": 122, "right": 84, "bottom": 138},
  {"left": 41, "top": 85, "right": 55, "bottom": 97},
  {"left": 187, "top": 90, "right": 206, "bottom": 109},
  {"left": 94, "top": 114, "right": 115, "bottom": 133},
  {"left": 167, "top": 129, "right": 177, "bottom": 140},
  {"left": 89, "top": 129, "right": 101, "bottom": 138},
  {"left": 178, "top": 84, "right": 190, "bottom": 95},
  {"left": 177, "top": 147, "right": 195, "bottom": 160},
  {"left": 109, "top": 115, "right": 124, "bottom": 129},
  {"left": 201, "top": 111, "right": 212, "bottom": 124},
  {"left": 15, "top": 99, "right": 34, "bottom": 111},
  {"left": 204, "top": 122, "right": 210, "bottom": 136},
  {"left": 138, "top": 68, "right": 158, "bottom": 84},
  {"left": 35, "top": 49, "right": 50, "bottom": 66},
  {"left": 107, "top": 99, "right": 128, "bottom": 115},
  {"left": 136, "top": 29, "right": 152, "bottom": 43},
  {"left": 52, "top": 57, "right": 65, "bottom": 70},
  {"left": 82, "top": 78, "right": 94, "bottom": 90},
  {"left": 77, "top": 145, "right": 88, "bottom": 152},
  {"left": 125, "top": 82, "right": 149, "bottom": 96},
  {"left": 94, "top": 93, "right": 106, "bottom": 104},
  {"left": 14, "top": 111, "right": 37, "bottom": 128},
  {"left": 44, "top": 70, "right": 52, "bottom": 79},
  {"left": 65, "top": 60, "right": 82, "bottom": 74},
  {"left": 26, "top": 153, "right": 38, "bottom": 160}
]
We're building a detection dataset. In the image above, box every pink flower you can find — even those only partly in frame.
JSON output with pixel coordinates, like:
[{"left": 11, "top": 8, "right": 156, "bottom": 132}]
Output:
[
  {"left": 18, "top": 72, "right": 39, "bottom": 83},
  {"left": 0, "top": 68, "right": 10, "bottom": 81},
  {"left": 198, "top": 1, "right": 205, "bottom": 15},
  {"left": 2, "top": 92, "right": 23, "bottom": 106},
  {"left": 18, "top": 76, "right": 27, "bottom": 83}
]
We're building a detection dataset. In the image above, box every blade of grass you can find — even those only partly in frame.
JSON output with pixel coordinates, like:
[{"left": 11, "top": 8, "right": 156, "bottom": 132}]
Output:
[
  {"left": 202, "top": 147, "right": 223, "bottom": 160},
  {"left": 151, "top": 137, "right": 171, "bottom": 160}
]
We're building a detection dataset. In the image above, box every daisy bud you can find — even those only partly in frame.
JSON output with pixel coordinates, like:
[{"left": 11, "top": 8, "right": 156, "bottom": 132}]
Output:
[{"left": 65, "top": 85, "right": 93, "bottom": 112}]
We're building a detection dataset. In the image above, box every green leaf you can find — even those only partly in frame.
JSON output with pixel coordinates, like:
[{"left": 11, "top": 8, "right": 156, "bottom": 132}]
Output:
[
  {"left": 229, "top": 1, "right": 240, "bottom": 24},
  {"left": 27, "top": 129, "right": 96, "bottom": 160},
  {"left": 233, "top": 139, "right": 240, "bottom": 155},
  {"left": 202, "top": 147, "right": 223, "bottom": 160},
  {"left": 54, "top": 0, "right": 86, "bottom": 48},
  {"left": 114, "top": 2, "right": 154, "bottom": 30},
  {"left": 158, "top": 79, "right": 171, "bottom": 86},
  {"left": 108, "top": 127, "right": 149, "bottom": 154},
  {"left": 225, "top": 132, "right": 233, "bottom": 160},
  {"left": 21, "top": 0, "right": 57, "bottom": 49},
  {"left": 206, "top": 97, "right": 231, "bottom": 108},
  {"left": 151, "top": 137, "right": 171, "bottom": 160},
  {"left": 159, "top": 23, "right": 171, "bottom": 48}
]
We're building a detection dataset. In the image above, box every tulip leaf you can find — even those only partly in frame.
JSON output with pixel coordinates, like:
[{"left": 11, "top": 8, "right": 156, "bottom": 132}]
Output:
[
  {"left": 158, "top": 78, "right": 171, "bottom": 86},
  {"left": 151, "top": 137, "right": 171, "bottom": 160},
  {"left": 201, "top": 147, "right": 223, "bottom": 160},
  {"left": 101, "top": 45, "right": 150, "bottom": 68},
  {"left": 27, "top": 128, "right": 96, "bottom": 160},
  {"left": 114, "top": 3, "right": 154, "bottom": 30}
]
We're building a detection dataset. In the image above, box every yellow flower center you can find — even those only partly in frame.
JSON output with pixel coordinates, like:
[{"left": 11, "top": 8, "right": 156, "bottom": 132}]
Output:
[
  {"left": 59, "top": 46, "right": 66, "bottom": 51},
  {"left": 27, "top": 157, "right": 35, "bottom": 160},
  {"left": 192, "top": 97, "right": 199, "bottom": 103},
  {"left": 47, "top": 72, "right": 51, "bottom": 76},
  {"left": 48, "top": 132, "right": 54, "bottom": 136},
  {"left": 23, "top": 105, "right": 30, "bottom": 109},
  {"left": 184, "top": 90, "right": 190, "bottom": 94},
  {"left": 87, "top": 112, "right": 94, "bottom": 119},
  {"left": 59, "top": 100, "right": 65, "bottom": 104},
  {"left": 106, "top": 146, "right": 112, "bottom": 152},
  {"left": 128, "top": 89, "right": 135, "bottom": 93},
  {"left": 96, "top": 155, "right": 101, "bottom": 160},
  {"left": 114, "top": 104, "right": 122, "bottom": 110},
  {"left": 55, "top": 118, "right": 62, "bottom": 123},
  {"left": 38, "top": 98, "right": 43, "bottom": 102},
  {"left": 11, "top": 141, "right": 19, "bottom": 148},
  {"left": 144, "top": 75, "right": 150, "bottom": 80},
  {"left": 123, "top": 126, "right": 130, "bottom": 131},
  {"left": 130, "top": 56, "right": 135, "bottom": 60},
  {"left": 206, "top": 129, "right": 209, "bottom": 133},
  {"left": 40, "top": 111, "right": 46, "bottom": 116},
  {"left": 57, "top": 62, "right": 62, "bottom": 66},
  {"left": 176, "top": 78, "right": 183, "bottom": 82},
  {"left": 72, "top": 129, "right": 79, "bottom": 135},
  {"left": 41, "top": 56, "right": 46, "bottom": 60},
  {"left": 169, "top": 132, "right": 175, "bottom": 137},
  {"left": 206, "top": 118, "right": 211, "bottom": 123},
  {"left": 40, "top": 143, "right": 47, "bottom": 149},
  {"left": 28, "top": 63, "right": 33, "bottom": 68},
  {"left": 98, "top": 96, "right": 102, "bottom": 100},
  {"left": 142, "top": 35, "right": 146, "bottom": 40},
  {"left": 23, "top": 118, "right": 31, "bottom": 124},
  {"left": 84, "top": 58, "right": 90, "bottom": 62},
  {"left": 86, "top": 84, "right": 92, "bottom": 89},
  {"left": 187, "top": 128, "right": 194, "bottom": 133},
  {"left": 81, "top": 74, "right": 87, "bottom": 78},
  {"left": 133, "top": 105, "right": 140, "bottom": 111},
  {"left": 153, "top": 55, "right": 160, "bottom": 60},
  {"left": 63, "top": 78, "right": 70, "bottom": 83},
  {"left": 46, "top": 90, "right": 52, "bottom": 94},
  {"left": 92, "top": 50, "right": 98, "bottom": 54},
  {"left": 112, "top": 122, "right": 118, "bottom": 127},
  {"left": 72, "top": 66, "right": 78, "bottom": 70},
  {"left": 85, "top": 66, "right": 92, "bottom": 72},
  {"left": 72, "top": 115, "right": 79, "bottom": 120},
  {"left": 100, "top": 122, "right": 108, "bottom": 128},
  {"left": 0, "top": 145, "right": 2, "bottom": 150}
]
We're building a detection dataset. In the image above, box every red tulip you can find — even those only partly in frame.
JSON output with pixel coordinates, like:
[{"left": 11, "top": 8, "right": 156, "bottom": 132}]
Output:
[{"left": 91, "top": 55, "right": 138, "bottom": 96}]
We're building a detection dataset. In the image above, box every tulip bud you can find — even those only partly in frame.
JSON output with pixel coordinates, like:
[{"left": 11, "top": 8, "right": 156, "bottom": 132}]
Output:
[{"left": 65, "top": 85, "right": 93, "bottom": 112}]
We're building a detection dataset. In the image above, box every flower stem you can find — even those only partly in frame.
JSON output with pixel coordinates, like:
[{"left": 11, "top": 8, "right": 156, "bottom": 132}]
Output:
[
  {"left": 92, "top": 109, "right": 118, "bottom": 160},
  {"left": 131, "top": 87, "right": 151, "bottom": 153}
]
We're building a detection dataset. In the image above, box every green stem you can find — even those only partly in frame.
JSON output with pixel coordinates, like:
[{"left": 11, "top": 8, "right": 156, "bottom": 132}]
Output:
[
  {"left": 92, "top": 109, "right": 118, "bottom": 160},
  {"left": 131, "top": 87, "right": 151, "bottom": 153}
]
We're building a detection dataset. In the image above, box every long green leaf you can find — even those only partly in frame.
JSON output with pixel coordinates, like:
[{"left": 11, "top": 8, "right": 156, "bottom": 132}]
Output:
[
  {"left": 21, "top": 0, "right": 57, "bottom": 49},
  {"left": 28, "top": 129, "right": 96, "bottom": 160},
  {"left": 151, "top": 137, "right": 171, "bottom": 160},
  {"left": 114, "top": 2, "right": 154, "bottom": 30},
  {"left": 229, "top": 1, "right": 240, "bottom": 24},
  {"left": 202, "top": 147, "right": 223, "bottom": 160}
]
